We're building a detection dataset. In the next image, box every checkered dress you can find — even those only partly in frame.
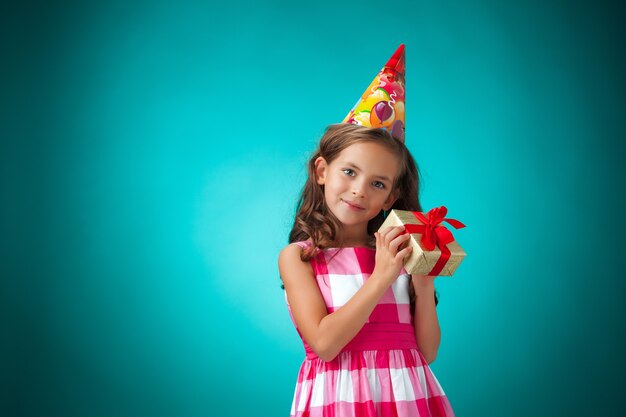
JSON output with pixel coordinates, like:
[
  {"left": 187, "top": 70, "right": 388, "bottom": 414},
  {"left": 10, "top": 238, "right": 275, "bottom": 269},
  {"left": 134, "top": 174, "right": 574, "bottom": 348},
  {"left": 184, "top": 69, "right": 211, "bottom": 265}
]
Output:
[{"left": 285, "top": 241, "right": 455, "bottom": 417}]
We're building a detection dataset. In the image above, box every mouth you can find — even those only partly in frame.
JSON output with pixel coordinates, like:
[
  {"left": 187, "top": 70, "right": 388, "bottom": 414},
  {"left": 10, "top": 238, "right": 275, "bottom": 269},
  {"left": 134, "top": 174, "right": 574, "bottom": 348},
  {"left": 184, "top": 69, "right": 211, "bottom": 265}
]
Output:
[{"left": 342, "top": 199, "right": 365, "bottom": 210}]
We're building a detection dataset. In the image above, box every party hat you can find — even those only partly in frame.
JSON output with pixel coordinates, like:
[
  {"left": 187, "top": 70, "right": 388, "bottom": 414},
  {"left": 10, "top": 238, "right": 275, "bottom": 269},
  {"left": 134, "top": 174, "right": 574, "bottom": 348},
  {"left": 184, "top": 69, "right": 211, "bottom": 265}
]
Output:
[{"left": 342, "top": 44, "right": 406, "bottom": 142}]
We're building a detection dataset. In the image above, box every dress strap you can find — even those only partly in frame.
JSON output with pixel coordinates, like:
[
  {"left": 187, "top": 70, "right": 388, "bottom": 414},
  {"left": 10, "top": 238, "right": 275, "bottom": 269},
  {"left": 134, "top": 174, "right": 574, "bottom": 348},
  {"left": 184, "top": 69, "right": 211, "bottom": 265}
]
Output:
[
  {"left": 292, "top": 240, "right": 328, "bottom": 280},
  {"left": 292, "top": 240, "right": 312, "bottom": 249}
]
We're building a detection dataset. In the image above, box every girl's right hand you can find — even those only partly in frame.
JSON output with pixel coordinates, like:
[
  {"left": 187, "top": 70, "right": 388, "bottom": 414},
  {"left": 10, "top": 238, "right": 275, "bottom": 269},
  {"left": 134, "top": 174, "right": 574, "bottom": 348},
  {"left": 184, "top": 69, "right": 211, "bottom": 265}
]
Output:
[{"left": 373, "top": 225, "right": 413, "bottom": 285}]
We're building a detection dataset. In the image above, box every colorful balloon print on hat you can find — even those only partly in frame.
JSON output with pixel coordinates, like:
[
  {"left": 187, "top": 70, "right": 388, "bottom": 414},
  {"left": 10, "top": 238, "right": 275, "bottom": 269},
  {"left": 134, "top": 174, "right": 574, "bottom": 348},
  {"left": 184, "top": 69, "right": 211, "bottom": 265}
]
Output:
[{"left": 342, "top": 44, "right": 406, "bottom": 142}]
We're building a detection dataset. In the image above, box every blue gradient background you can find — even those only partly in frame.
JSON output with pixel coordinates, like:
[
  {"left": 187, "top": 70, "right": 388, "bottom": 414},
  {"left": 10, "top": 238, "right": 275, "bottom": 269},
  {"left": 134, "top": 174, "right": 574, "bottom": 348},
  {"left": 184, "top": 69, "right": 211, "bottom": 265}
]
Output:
[{"left": 2, "top": 1, "right": 625, "bottom": 416}]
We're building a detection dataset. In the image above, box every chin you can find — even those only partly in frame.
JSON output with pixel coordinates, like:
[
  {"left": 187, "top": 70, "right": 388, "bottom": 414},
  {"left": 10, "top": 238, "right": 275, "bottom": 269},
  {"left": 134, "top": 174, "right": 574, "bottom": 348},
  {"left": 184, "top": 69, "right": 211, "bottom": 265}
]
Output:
[{"left": 339, "top": 212, "right": 376, "bottom": 226}]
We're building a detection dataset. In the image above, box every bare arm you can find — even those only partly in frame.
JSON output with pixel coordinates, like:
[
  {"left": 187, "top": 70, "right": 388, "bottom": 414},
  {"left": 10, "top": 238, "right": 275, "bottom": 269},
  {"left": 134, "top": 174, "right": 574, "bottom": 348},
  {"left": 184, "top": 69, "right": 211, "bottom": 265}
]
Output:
[
  {"left": 279, "top": 226, "right": 412, "bottom": 361},
  {"left": 411, "top": 275, "right": 441, "bottom": 364}
]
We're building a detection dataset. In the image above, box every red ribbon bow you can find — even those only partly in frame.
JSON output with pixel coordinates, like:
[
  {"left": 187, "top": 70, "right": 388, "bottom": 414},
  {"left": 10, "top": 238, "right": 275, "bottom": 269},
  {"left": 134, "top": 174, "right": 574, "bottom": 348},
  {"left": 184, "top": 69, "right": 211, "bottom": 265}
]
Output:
[{"left": 402, "top": 206, "right": 466, "bottom": 275}]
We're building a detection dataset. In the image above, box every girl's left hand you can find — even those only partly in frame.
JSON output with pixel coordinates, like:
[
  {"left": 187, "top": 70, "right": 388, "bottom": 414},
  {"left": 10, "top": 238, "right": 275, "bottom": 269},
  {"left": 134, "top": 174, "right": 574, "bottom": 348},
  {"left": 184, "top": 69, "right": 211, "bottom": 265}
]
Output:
[{"left": 410, "top": 274, "right": 435, "bottom": 293}]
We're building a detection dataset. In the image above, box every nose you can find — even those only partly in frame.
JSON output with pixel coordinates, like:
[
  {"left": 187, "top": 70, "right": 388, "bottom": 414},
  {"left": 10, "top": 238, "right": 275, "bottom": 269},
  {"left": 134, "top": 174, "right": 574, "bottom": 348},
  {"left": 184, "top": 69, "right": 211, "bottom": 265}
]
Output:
[{"left": 351, "top": 180, "right": 366, "bottom": 198}]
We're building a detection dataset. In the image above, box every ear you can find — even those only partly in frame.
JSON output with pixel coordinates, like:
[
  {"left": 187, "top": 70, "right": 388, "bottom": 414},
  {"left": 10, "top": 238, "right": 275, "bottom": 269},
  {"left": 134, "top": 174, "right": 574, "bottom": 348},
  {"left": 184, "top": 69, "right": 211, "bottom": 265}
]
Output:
[
  {"left": 314, "top": 157, "right": 328, "bottom": 185},
  {"left": 382, "top": 188, "right": 400, "bottom": 211}
]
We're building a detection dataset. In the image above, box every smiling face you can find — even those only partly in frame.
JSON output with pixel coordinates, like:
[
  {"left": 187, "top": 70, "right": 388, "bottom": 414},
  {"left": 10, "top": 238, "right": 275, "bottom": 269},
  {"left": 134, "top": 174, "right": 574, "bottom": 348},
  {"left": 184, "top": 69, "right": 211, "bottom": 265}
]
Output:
[{"left": 315, "top": 141, "right": 400, "bottom": 243}]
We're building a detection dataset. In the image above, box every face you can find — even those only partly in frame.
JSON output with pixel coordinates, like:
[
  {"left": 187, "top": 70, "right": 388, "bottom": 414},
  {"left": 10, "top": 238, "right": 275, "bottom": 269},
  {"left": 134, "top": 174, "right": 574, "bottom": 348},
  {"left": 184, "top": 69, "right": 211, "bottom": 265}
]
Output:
[{"left": 315, "top": 141, "right": 400, "bottom": 230}]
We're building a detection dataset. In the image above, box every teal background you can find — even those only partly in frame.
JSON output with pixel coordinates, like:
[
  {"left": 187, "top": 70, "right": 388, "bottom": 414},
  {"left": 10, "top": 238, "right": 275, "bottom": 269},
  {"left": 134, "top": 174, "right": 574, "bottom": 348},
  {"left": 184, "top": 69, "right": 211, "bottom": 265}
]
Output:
[{"left": 2, "top": 1, "right": 625, "bottom": 416}]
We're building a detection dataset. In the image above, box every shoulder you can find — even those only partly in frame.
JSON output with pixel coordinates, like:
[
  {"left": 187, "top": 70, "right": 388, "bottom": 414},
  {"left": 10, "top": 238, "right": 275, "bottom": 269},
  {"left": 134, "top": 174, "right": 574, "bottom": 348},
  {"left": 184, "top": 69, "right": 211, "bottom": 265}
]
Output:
[
  {"left": 278, "top": 242, "right": 315, "bottom": 288},
  {"left": 278, "top": 241, "right": 311, "bottom": 269},
  {"left": 278, "top": 239, "right": 314, "bottom": 257}
]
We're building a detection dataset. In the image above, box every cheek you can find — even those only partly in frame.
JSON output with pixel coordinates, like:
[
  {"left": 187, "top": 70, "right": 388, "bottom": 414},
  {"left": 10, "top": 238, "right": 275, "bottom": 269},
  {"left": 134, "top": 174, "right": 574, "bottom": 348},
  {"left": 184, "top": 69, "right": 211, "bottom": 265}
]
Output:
[
  {"left": 326, "top": 174, "right": 345, "bottom": 191},
  {"left": 375, "top": 190, "right": 392, "bottom": 204},
  {"left": 323, "top": 182, "right": 338, "bottom": 200}
]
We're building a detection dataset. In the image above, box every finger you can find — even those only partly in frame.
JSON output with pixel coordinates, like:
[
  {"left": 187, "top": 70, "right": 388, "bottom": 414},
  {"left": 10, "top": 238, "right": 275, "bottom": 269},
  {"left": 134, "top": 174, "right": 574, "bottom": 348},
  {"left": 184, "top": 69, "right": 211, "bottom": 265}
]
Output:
[
  {"left": 396, "top": 246, "right": 413, "bottom": 262},
  {"left": 379, "top": 226, "right": 395, "bottom": 239},
  {"left": 385, "top": 225, "right": 406, "bottom": 243},
  {"left": 390, "top": 233, "right": 411, "bottom": 252},
  {"left": 377, "top": 228, "right": 389, "bottom": 246}
]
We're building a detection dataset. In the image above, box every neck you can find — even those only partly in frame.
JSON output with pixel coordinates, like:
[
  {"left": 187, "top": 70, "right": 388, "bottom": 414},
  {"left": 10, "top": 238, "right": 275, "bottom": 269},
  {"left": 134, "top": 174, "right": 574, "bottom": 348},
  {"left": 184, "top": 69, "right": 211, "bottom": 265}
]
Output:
[{"left": 336, "top": 224, "right": 372, "bottom": 247}]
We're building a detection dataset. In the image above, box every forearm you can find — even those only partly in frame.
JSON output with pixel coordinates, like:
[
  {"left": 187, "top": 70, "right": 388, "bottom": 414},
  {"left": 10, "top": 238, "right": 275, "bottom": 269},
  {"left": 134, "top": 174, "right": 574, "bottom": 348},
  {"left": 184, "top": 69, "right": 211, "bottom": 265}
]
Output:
[
  {"left": 314, "top": 273, "right": 390, "bottom": 361},
  {"left": 412, "top": 281, "right": 441, "bottom": 363}
]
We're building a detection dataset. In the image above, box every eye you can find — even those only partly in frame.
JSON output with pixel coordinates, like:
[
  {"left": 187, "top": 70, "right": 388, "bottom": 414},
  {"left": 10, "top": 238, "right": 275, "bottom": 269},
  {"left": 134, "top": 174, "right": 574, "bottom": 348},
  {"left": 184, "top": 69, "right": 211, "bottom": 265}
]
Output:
[
  {"left": 342, "top": 168, "right": 355, "bottom": 176},
  {"left": 372, "top": 181, "right": 385, "bottom": 189}
]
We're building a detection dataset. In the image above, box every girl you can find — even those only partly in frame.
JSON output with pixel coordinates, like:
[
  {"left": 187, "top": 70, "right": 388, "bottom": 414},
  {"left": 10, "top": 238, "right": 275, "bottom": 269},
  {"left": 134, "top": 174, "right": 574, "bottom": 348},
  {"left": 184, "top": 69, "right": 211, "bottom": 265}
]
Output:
[{"left": 279, "top": 123, "right": 455, "bottom": 417}]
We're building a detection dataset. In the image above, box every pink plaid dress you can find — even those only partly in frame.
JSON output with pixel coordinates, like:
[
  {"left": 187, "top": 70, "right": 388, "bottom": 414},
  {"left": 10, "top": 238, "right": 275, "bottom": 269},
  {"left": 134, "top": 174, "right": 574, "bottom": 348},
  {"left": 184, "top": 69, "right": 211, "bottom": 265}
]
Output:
[{"left": 285, "top": 241, "right": 455, "bottom": 417}]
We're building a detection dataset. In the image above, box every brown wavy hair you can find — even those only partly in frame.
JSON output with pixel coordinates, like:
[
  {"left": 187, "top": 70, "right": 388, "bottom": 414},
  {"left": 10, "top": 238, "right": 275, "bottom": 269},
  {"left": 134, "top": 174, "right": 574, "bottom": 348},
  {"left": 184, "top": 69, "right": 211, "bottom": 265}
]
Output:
[{"left": 285, "top": 123, "right": 439, "bottom": 306}]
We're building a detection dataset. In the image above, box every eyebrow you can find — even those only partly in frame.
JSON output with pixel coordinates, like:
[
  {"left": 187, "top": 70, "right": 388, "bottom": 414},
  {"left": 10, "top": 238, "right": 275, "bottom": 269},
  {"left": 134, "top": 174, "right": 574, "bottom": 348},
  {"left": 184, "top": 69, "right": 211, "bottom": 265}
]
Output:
[{"left": 344, "top": 162, "right": 392, "bottom": 182}]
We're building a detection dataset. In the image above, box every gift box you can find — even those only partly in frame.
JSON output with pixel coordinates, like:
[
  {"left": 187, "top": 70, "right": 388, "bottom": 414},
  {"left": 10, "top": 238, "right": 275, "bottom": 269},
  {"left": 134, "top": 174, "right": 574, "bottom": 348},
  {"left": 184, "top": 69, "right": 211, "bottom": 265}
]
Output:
[{"left": 378, "top": 206, "right": 466, "bottom": 276}]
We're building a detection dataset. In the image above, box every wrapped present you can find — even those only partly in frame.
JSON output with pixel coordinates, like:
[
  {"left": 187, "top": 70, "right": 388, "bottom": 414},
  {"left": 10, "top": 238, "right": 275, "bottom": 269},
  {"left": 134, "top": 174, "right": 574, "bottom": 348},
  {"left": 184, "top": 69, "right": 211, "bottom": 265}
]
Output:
[{"left": 378, "top": 206, "right": 466, "bottom": 276}]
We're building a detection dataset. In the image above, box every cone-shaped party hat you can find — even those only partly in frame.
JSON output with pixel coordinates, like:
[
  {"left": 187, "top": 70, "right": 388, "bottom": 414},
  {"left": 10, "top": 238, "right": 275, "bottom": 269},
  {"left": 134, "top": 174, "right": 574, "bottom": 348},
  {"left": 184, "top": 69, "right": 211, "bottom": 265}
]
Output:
[{"left": 342, "top": 44, "right": 406, "bottom": 142}]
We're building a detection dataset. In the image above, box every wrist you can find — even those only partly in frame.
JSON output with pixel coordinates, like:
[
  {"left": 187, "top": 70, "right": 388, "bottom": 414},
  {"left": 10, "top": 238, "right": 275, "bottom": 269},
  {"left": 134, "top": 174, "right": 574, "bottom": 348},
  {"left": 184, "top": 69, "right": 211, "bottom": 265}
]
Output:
[
  {"left": 372, "top": 266, "right": 395, "bottom": 283},
  {"left": 371, "top": 269, "right": 395, "bottom": 289},
  {"left": 411, "top": 274, "right": 435, "bottom": 294}
]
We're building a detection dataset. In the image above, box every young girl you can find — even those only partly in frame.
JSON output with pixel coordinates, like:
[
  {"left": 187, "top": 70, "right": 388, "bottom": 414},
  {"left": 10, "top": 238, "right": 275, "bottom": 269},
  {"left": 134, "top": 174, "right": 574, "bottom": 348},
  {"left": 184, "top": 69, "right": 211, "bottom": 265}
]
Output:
[{"left": 279, "top": 122, "right": 455, "bottom": 416}]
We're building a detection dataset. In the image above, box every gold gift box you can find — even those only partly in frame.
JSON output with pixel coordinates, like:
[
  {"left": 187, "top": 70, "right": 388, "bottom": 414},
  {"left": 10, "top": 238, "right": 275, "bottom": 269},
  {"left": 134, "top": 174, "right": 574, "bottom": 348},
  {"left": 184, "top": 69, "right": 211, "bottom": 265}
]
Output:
[{"left": 378, "top": 208, "right": 466, "bottom": 276}]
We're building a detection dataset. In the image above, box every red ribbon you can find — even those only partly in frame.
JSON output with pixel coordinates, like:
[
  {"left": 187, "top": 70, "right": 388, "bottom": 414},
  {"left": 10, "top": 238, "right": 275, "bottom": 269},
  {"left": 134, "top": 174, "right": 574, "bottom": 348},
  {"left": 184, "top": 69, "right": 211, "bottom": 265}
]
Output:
[{"left": 402, "top": 206, "right": 465, "bottom": 276}]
